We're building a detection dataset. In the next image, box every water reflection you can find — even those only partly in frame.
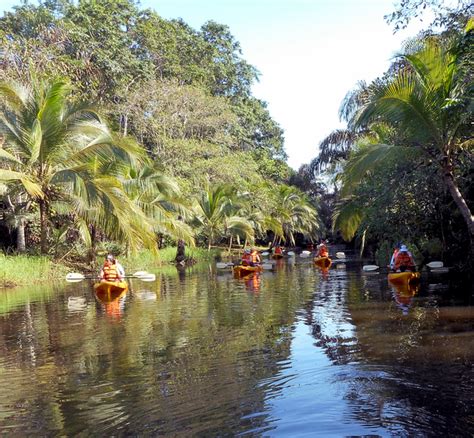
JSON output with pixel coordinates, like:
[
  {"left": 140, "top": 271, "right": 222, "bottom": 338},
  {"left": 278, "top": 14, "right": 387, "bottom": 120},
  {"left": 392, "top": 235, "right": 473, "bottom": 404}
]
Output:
[{"left": 0, "top": 263, "right": 472, "bottom": 436}]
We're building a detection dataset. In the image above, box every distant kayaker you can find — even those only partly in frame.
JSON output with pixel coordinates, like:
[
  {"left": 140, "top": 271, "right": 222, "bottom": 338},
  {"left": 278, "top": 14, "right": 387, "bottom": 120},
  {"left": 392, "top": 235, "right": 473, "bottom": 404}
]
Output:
[
  {"left": 316, "top": 241, "right": 329, "bottom": 258},
  {"left": 393, "top": 245, "right": 416, "bottom": 272},
  {"left": 250, "top": 247, "right": 261, "bottom": 266},
  {"left": 274, "top": 245, "right": 283, "bottom": 256},
  {"left": 242, "top": 249, "right": 252, "bottom": 266},
  {"left": 100, "top": 254, "right": 125, "bottom": 281}
]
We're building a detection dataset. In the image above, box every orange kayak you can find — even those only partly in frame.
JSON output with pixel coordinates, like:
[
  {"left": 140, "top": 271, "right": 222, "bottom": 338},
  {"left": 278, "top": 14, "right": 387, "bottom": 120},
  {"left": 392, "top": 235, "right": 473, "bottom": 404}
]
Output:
[
  {"left": 233, "top": 265, "right": 263, "bottom": 276},
  {"left": 314, "top": 256, "right": 332, "bottom": 269},
  {"left": 388, "top": 271, "right": 420, "bottom": 286},
  {"left": 93, "top": 280, "right": 128, "bottom": 296}
]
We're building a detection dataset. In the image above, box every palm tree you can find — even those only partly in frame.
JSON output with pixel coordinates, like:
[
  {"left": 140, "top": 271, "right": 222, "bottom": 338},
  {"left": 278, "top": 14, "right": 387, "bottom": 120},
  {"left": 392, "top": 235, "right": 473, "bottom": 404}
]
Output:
[
  {"left": 270, "top": 185, "right": 321, "bottom": 246},
  {"left": 346, "top": 30, "right": 473, "bottom": 238},
  {"left": 0, "top": 79, "right": 146, "bottom": 253},
  {"left": 194, "top": 184, "right": 253, "bottom": 250}
]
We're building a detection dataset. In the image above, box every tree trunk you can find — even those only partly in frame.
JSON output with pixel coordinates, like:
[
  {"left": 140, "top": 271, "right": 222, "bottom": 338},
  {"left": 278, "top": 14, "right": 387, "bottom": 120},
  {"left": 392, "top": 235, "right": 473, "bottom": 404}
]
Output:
[
  {"left": 208, "top": 231, "right": 213, "bottom": 251},
  {"left": 16, "top": 218, "right": 26, "bottom": 253},
  {"left": 88, "top": 225, "right": 97, "bottom": 266},
  {"left": 443, "top": 172, "right": 474, "bottom": 236},
  {"left": 39, "top": 199, "right": 48, "bottom": 254},
  {"left": 228, "top": 236, "right": 233, "bottom": 254}
]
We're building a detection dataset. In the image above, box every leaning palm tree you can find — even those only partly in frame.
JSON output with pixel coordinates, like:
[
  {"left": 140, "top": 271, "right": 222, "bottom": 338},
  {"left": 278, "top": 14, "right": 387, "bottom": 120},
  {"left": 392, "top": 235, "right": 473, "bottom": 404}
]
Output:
[
  {"left": 346, "top": 29, "right": 473, "bottom": 238},
  {"left": 0, "top": 79, "right": 146, "bottom": 253}
]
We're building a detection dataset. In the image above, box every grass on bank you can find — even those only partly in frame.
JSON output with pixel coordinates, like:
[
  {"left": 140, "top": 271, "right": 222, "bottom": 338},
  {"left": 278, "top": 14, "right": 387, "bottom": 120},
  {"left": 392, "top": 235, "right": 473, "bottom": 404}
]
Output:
[{"left": 0, "top": 254, "right": 69, "bottom": 288}]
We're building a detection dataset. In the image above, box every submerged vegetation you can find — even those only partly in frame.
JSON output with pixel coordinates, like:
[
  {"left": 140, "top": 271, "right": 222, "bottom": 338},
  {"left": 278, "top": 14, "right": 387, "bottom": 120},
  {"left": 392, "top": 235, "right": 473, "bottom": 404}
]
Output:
[{"left": 0, "top": 0, "right": 472, "bottom": 285}]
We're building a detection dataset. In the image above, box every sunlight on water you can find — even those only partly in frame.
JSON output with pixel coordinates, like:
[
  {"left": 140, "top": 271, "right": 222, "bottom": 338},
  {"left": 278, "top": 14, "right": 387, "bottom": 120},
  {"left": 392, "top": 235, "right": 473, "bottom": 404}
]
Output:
[{"left": 0, "top": 260, "right": 473, "bottom": 436}]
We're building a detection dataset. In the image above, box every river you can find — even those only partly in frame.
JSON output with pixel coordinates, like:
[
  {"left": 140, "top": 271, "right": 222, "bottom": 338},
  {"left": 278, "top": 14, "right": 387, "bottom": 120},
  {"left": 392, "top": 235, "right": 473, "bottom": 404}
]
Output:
[{"left": 0, "top": 257, "right": 473, "bottom": 436}]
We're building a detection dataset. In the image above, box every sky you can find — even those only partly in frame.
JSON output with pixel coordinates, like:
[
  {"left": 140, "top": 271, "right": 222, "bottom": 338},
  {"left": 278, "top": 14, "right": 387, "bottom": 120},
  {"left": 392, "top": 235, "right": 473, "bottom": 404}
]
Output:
[{"left": 1, "top": 0, "right": 427, "bottom": 169}]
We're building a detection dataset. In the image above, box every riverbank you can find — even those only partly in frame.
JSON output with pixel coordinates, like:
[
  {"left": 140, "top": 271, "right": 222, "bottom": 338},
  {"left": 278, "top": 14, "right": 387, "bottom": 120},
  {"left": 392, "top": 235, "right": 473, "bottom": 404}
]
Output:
[
  {"left": 0, "top": 255, "right": 70, "bottom": 288},
  {"left": 0, "top": 247, "right": 226, "bottom": 288}
]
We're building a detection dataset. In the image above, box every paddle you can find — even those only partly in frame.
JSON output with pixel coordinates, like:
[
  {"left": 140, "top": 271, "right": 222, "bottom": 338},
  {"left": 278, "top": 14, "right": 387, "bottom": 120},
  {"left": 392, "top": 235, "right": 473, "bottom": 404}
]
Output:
[
  {"left": 261, "top": 251, "right": 270, "bottom": 256},
  {"left": 287, "top": 251, "right": 295, "bottom": 257},
  {"left": 362, "top": 265, "right": 380, "bottom": 272},
  {"left": 430, "top": 267, "right": 449, "bottom": 273},
  {"left": 426, "top": 261, "right": 444, "bottom": 269},
  {"left": 65, "top": 271, "right": 156, "bottom": 282},
  {"left": 335, "top": 252, "right": 346, "bottom": 259}
]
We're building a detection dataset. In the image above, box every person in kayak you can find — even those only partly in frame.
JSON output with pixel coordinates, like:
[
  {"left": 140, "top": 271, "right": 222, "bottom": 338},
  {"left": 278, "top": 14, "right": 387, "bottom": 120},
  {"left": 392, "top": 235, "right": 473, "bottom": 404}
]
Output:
[
  {"left": 241, "top": 249, "right": 252, "bottom": 266},
  {"left": 250, "top": 247, "right": 261, "bottom": 266},
  {"left": 274, "top": 245, "right": 283, "bottom": 256},
  {"left": 316, "top": 241, "right": 329, "bottom": 258},
  {"left": 100, "top": 254, "right": 125, "bottom": 281},
  {"left": 393, "top": 245, "right": 416, "bottom": 272}
]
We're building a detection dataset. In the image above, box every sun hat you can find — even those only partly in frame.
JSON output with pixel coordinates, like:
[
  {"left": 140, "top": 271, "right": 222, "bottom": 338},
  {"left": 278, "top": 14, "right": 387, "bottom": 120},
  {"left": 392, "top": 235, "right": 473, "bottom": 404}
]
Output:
[{"left": 245, "top": 249, "right": 251, "bottom": 253}]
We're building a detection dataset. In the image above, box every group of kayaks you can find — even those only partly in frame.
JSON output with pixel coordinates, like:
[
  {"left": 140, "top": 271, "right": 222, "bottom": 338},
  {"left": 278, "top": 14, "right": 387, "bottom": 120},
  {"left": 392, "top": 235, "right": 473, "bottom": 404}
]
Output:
[{"left": 233, "top": 253, "right": 421, "bottom": 289}]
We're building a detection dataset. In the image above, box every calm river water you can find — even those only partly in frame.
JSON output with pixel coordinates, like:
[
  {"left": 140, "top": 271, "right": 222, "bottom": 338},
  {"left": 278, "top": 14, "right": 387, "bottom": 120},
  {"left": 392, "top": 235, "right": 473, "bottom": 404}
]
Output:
[{"left": 0, "top": 258, "right": 473, "bottom": 436}]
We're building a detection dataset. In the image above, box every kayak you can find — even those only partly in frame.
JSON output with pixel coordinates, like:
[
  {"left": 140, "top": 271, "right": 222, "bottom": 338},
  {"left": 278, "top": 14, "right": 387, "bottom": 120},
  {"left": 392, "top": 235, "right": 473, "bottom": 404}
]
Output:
[
  {"left": 233, "top": 265, "right": 263, "bottom": 276},
  {"left": 93, "top": 280, "right": 128, "bottom": 296},
  {"left": 272, "top": 253, "right": 284, "bottom": 259},
  {"left": 314, "top": 256, "right": 332, "bottom": 269},
  {"left": 388, "top": 271, "right": 420, "bottom": 286}
]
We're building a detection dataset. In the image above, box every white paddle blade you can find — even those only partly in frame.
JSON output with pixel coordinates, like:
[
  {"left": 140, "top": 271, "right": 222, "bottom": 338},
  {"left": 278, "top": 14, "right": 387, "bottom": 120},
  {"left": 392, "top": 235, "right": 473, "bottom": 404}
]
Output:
[
  {"left": 427, "top": 261, "right": 444, "bottom": 269},
  {"left": 66, "top": 273, "right": 86, "bottom": 282},
  {"left": 133, "top": 271, "right": 149, "bottom": 277},
  {"left": 261, "top": 252, "right": 269, "bottom": 256},
  {"left": 363, "top": 265, "right": 380, "bottom": 272},
  {"left": 287, "top": 251, "right": 295, "bottom": 256},
  {"left": 336, "top": 252, "right": 346, "bottom": 259},
  {"left": 302, "top": 250, "right": 311, "bottom": 255},
  {"left": 216, "top": 262, "right": 231, "bottom": 269}
]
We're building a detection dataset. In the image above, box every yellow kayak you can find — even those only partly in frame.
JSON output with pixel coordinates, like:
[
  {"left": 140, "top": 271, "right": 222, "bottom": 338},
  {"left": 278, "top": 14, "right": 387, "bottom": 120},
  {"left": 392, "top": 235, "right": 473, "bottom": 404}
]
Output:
[
  {"left": 233, "top": 265, "right": 263, "bottom": 276},
  {"left": 388, "top": 271, "right": 420, "bottom": 286},
  {"left": 93, "top": 280, "right": 128, "bottom": 296},
  {"left": 314, "top": 256, "right": 332, "bottom": 269}
]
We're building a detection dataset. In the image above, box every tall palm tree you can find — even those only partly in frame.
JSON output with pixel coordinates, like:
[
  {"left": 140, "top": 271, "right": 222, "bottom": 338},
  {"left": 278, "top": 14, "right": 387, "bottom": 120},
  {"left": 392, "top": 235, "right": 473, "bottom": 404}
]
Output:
[
  {"left": 0, "top": 79, "right": 145, "bottom": 253},
  {"left": 346, "top": 30, "right": 473, "bottom": 238}
]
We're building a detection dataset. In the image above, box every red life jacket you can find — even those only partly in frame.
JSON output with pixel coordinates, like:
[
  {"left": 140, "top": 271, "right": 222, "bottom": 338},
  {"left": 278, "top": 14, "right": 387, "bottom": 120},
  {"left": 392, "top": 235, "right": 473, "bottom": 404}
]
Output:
[
  {"left": 103, "top": 262, "right": 120, "bottom": 281},
  {"left": 318, "top": 246, "right": 328, "bottom": 258},
  {"left": 242, "top": 253, "right": 252, "bottom": 265},
  {"left": 394, "top": 252, "right": 414, "bottom": 270},
  {"left": 274, "top": 247, "right": 282, "bottom": 255}
]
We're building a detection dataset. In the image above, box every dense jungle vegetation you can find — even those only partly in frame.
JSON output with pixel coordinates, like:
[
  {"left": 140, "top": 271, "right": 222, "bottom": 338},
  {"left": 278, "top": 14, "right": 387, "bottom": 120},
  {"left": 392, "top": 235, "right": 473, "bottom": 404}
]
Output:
[{"left": 0, "top": 0, "right": 472, "bottom": 277}]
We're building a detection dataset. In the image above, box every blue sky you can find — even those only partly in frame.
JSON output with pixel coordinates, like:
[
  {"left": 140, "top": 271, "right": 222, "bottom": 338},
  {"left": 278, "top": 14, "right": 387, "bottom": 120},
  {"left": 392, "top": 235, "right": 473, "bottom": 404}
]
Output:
[{"left": 1, "top": 0, "right": 427, "bottom": 169}]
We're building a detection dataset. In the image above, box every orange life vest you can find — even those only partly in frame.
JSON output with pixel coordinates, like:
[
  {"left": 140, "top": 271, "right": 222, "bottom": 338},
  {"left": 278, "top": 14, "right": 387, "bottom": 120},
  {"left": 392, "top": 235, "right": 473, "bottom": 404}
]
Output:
[
  {"left": 394, "top": 252, "right": 414, "bottom": 270},
  {"left": 103, "top": 262, "right": 120, "bottom": 281},
  {"left": 251, "top": 251, "right": 260, "bottom": 263}
]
